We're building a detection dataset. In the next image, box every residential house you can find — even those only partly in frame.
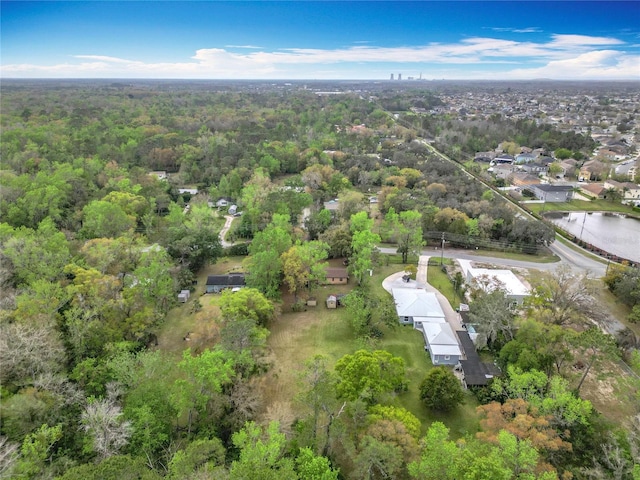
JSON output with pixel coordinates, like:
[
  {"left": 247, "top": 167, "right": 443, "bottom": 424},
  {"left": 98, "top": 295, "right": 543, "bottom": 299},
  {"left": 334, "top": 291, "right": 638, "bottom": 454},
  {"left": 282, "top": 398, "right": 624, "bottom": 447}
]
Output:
[
  {"left": 529, "top": 184, "right": 574, "bottom": 203},
  {"left": 509, "top": 172, "right": 541, "bottom": 188},
  {"left": 521, "top": 161, "right": 549, "bottom": 175},
  {"left": 325, "top": 267, "right": 349, "bottom": 285},
  {"left": 474, "top": 151, "right": 496, "bottom": 163},
  {"left": 215, "top": 198, "right": 232, "bottom": 208},
  {"left": 560, "top": 159, "right": 578, "bottom": 178},
  {"left": 579, "top": 183, "right": 606, "bottom": 199},
  {"left": 421, "top": 322, "right": 462, "bottom": 366},
  {"left": 579, "top": 160, "right": 605, "bottom": 181},
  {"left": 603, "top": 180, "right": 640, "bottom": 205},
  {"left": 392, "top": 288, "right": 446, "bottom": 326},
  {"left": 490, "top": 164, "right": 516, "bottom": 180},
  {"left": 515, "top": 152, "right": 537, "bottom": 164},
  {"left": 205, "top": 274, "right": 246, "bottom": 293},
  {"left": 492, "top": 154, "right": 515, "bottom": 165},
  {"left": 150, "top": 171, "right": 168, "bottom": 181}
]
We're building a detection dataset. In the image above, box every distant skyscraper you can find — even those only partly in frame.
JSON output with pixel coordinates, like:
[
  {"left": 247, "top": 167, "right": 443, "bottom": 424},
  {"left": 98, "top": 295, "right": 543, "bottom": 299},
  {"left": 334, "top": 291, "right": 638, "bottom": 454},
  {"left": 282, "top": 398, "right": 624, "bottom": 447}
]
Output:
[
  {"left": 390, "top": 73, "right": 394, "bottom": 80},
  {"left": 398, "top": 73, "right": 402, "bottom": 81}
]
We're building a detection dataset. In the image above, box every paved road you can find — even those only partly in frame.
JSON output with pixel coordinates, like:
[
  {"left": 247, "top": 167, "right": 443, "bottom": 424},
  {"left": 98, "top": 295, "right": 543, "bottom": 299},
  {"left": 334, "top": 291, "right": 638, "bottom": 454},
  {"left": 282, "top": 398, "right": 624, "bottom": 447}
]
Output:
[
  {"left": 548, "top": 239, "right": 607, "bottom": 277},
  {"left": 378, "top": 241, "right": 607, "bottom": 278}
]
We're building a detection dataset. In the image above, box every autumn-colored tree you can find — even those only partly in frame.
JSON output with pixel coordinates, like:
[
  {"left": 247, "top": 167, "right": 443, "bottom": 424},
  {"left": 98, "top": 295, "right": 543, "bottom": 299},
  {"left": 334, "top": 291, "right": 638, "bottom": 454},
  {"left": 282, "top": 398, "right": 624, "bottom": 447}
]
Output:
[{"left": 477, "top": 399, "right": 572, "bottom": 459}]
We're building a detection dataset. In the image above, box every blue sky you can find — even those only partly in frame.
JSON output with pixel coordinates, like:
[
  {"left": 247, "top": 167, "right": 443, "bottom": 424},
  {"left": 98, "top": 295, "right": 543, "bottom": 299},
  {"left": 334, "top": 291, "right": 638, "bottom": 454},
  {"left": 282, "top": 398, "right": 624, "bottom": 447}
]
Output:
[{"left": 2, "top": 1, "right": 639, "bottom": 80}]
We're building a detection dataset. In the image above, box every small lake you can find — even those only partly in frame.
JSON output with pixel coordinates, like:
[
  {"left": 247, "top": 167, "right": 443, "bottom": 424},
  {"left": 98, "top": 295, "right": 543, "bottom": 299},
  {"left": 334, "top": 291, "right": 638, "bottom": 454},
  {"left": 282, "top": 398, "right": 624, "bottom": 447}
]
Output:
[{"left": 546, "top": 211, "right": 640, "bottom": 263}]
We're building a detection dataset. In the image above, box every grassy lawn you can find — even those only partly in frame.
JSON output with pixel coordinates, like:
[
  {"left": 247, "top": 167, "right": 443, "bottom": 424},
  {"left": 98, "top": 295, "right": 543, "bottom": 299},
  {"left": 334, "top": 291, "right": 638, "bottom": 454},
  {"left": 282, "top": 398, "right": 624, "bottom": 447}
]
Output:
[
  {"left": 465, "top": 248, "right": 560, "bottom": 263},
  {"left": 256, "top": 261, "right": 480, "bottom": 438},
  {"left": 527, "top": 199, "right": 636, "bottom": 215},
  {"left": 378, "top": 243, "right": 560, "bottom": 264},
  {"left": 426, "top": 262, "right": 459, "bottom": 306},
  {"left": 158, "top": 256, "right": 481, "bottom": 438},
  {"left": 156, "top": 256, "right": 246, "bottom": 357}
]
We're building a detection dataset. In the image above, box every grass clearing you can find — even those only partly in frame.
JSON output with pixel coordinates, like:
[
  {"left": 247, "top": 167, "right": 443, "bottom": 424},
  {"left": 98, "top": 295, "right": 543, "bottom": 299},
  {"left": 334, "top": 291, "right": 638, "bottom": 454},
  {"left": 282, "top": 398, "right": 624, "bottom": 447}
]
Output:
[
  {"left": 527, "top": 199, "right": 636, "bottom": 215},
  {"left": 156, "top": 256, "right": 246, "bottom": 357},
  {"left": 256, "top": 261, "right": 481, "bottom": 438},
  {"left": 426, "top": 263, "right": 459, "bottom": 306}
]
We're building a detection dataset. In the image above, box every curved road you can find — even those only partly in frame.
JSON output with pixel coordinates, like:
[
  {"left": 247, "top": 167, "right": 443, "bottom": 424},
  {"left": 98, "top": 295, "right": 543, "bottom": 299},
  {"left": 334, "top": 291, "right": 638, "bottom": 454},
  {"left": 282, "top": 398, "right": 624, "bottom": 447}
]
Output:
[{"left": 378, "top": 241, "right": 607, "bottom": 278}]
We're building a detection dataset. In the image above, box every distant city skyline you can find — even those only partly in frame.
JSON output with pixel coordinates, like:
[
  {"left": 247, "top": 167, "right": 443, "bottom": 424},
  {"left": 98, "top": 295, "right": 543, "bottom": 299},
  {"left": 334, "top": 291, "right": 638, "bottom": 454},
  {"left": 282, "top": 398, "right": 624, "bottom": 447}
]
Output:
[{"left": 1, "top": 1, "right": 639, "bottom": 80}]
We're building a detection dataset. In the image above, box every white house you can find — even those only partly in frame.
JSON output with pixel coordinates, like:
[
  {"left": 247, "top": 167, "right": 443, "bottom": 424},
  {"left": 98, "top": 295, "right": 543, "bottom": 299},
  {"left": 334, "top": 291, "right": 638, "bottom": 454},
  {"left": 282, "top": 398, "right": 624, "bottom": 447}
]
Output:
[
  {"left": 391, "top": 288, "right": 446, "bottom": 326},
  {"left": 421, "top": 322, "right": 462, "bottom": 366}
]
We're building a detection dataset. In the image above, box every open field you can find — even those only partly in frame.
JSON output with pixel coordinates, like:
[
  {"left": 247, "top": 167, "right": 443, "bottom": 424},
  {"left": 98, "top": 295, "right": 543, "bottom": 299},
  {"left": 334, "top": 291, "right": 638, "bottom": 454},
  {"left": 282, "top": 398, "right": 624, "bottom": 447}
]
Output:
[
  {"left": 526, "top": 199, "right": 637, "bottom": 215},
  {"left": 156, "top": 256, "right": 246, "bottom": 356},
  {"left": 256, "top": 263, "right": 481, "bottom": 437}
]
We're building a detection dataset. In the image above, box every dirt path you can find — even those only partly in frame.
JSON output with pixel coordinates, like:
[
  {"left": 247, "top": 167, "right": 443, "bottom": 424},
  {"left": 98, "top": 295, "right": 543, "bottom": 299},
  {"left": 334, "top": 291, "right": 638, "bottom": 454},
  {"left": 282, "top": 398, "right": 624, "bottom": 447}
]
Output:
[{"left": 219, "top": 215, "right": 234, "bottom": 247}]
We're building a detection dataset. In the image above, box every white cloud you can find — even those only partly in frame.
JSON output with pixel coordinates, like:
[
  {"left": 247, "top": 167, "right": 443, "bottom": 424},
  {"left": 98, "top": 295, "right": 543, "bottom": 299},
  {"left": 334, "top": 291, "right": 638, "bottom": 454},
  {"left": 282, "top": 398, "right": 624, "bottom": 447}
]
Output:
[
  {"left": 224, "top": 45, "right": 263, "bottom": 49},
  {"left": 548, "top": 34, "right": 624, "bottom": 47},
  {"left": 507, "top": 50, "right": 640, "bottom": 79},
  {"left": 490, "top": 27, "right": 542, "bottom": 34},
  {"left": 2, "top": 33, "right": 638, "bottom": 79},
  {"left": 73, "top": 55, "right": 142, "bottom": 64}
]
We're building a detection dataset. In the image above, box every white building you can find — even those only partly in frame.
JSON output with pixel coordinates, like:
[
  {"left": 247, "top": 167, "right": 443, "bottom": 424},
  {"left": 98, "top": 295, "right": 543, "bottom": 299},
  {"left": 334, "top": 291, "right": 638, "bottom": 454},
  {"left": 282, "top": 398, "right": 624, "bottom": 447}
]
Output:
[
  {"left": 391, "top": 287, "right": 461, "bottom": 366},
  {"left": 459, "top": 261, "right": 530, "bottom": 305}
]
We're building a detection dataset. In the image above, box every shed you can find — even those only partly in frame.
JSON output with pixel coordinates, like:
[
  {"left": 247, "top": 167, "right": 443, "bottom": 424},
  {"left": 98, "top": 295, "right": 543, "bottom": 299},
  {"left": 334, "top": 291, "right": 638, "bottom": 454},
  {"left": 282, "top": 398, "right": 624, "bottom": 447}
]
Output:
[
  {"left": 228, "top": 205, "right": 238, "bottom": 215},
  {"left": 326, "top": 295, "right": 337, "bottom": 309},
  {"left": 178, "top": 289, "right": 190, "bottom": 303},
  {"left": 307, "top": 298, "right": 317, "bottom": 307}
]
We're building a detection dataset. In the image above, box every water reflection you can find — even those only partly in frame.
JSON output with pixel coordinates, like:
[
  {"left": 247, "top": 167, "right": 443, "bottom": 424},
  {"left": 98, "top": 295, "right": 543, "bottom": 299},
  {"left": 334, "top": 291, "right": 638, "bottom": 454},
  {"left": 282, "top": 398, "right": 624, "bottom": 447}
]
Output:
[{"left": 546, "top": 211, "right": 640, "bottom": 263}]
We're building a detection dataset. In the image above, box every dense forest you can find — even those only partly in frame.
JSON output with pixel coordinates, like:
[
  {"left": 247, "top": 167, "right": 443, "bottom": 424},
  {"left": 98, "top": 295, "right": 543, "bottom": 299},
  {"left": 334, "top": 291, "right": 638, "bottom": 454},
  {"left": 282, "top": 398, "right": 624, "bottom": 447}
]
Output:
[{"left": 0, "top": 81, "right": 638, "bottom": 479}]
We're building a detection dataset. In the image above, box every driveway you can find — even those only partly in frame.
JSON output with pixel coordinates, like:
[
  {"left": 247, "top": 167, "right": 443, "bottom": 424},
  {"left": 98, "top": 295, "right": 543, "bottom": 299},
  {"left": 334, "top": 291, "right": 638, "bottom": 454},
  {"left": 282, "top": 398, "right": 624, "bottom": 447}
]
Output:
[
  {"left": 417, "top": 255, "right": 464, "bottom": 331},
  {"left": 219, "top": 215, "right": 235, "bottom": 248},
  {"left": 381, "top": 256, "right": 463, "bottom": 333}
]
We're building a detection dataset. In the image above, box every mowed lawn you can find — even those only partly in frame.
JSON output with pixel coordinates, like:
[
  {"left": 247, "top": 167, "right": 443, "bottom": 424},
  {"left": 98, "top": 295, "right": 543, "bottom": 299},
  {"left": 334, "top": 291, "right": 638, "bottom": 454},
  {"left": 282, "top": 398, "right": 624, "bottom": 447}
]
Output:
[{"left": 256, "top": 263, "right": 480, "bottom": 438}]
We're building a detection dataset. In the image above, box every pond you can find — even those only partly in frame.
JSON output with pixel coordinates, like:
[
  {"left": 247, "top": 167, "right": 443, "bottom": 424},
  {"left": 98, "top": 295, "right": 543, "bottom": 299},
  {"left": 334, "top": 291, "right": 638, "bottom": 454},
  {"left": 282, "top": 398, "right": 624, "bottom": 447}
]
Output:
[{"left": 546, "top": 211, "right": 640, "bottom": 263}]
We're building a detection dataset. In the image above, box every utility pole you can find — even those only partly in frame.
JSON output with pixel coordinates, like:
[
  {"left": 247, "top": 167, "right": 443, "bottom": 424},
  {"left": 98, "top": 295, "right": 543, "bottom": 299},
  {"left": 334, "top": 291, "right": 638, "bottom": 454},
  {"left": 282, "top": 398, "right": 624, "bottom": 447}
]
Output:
[
  {"left": 579, "top": 211, "right": 586, "bottom": 240},
  {"left": 440, "top": 232, "right": 445, "bottom": 266}
]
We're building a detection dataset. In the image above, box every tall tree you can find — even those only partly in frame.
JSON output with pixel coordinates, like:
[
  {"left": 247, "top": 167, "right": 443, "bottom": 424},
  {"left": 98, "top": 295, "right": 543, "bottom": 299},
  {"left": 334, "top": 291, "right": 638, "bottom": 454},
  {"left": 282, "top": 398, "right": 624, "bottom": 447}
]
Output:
[
  {"left": 220, "top": 287, "right": 275, "bottom": 326},
  {"left": 573, "top": 327, "right": 619, "bottom": 394},
  {"left": 81, "top": 393, "right": 133, "bottom": 460},
  {"left": 244, "top": 214, "right": 292, "bottom": 298},
  {"left": 396, "top": 210, "right": 423, "bottom": 263},
  {"left": 281, "top": 241, "right": 329, "bottom": 301},
  {"left": 334, "top": 350, "right": 406, "bottom": 404},
  {"left": 468, "top": 287, "right": 517, "bottom": 349},
  {"left": 171, "top": 348, "right": 235, "bottom": 435},
  {"left": 419, "top": 367, "right": 465, "bottom": 412},
  {"left": 229, "top": 421, "right": 297, "bottom": 480}
]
